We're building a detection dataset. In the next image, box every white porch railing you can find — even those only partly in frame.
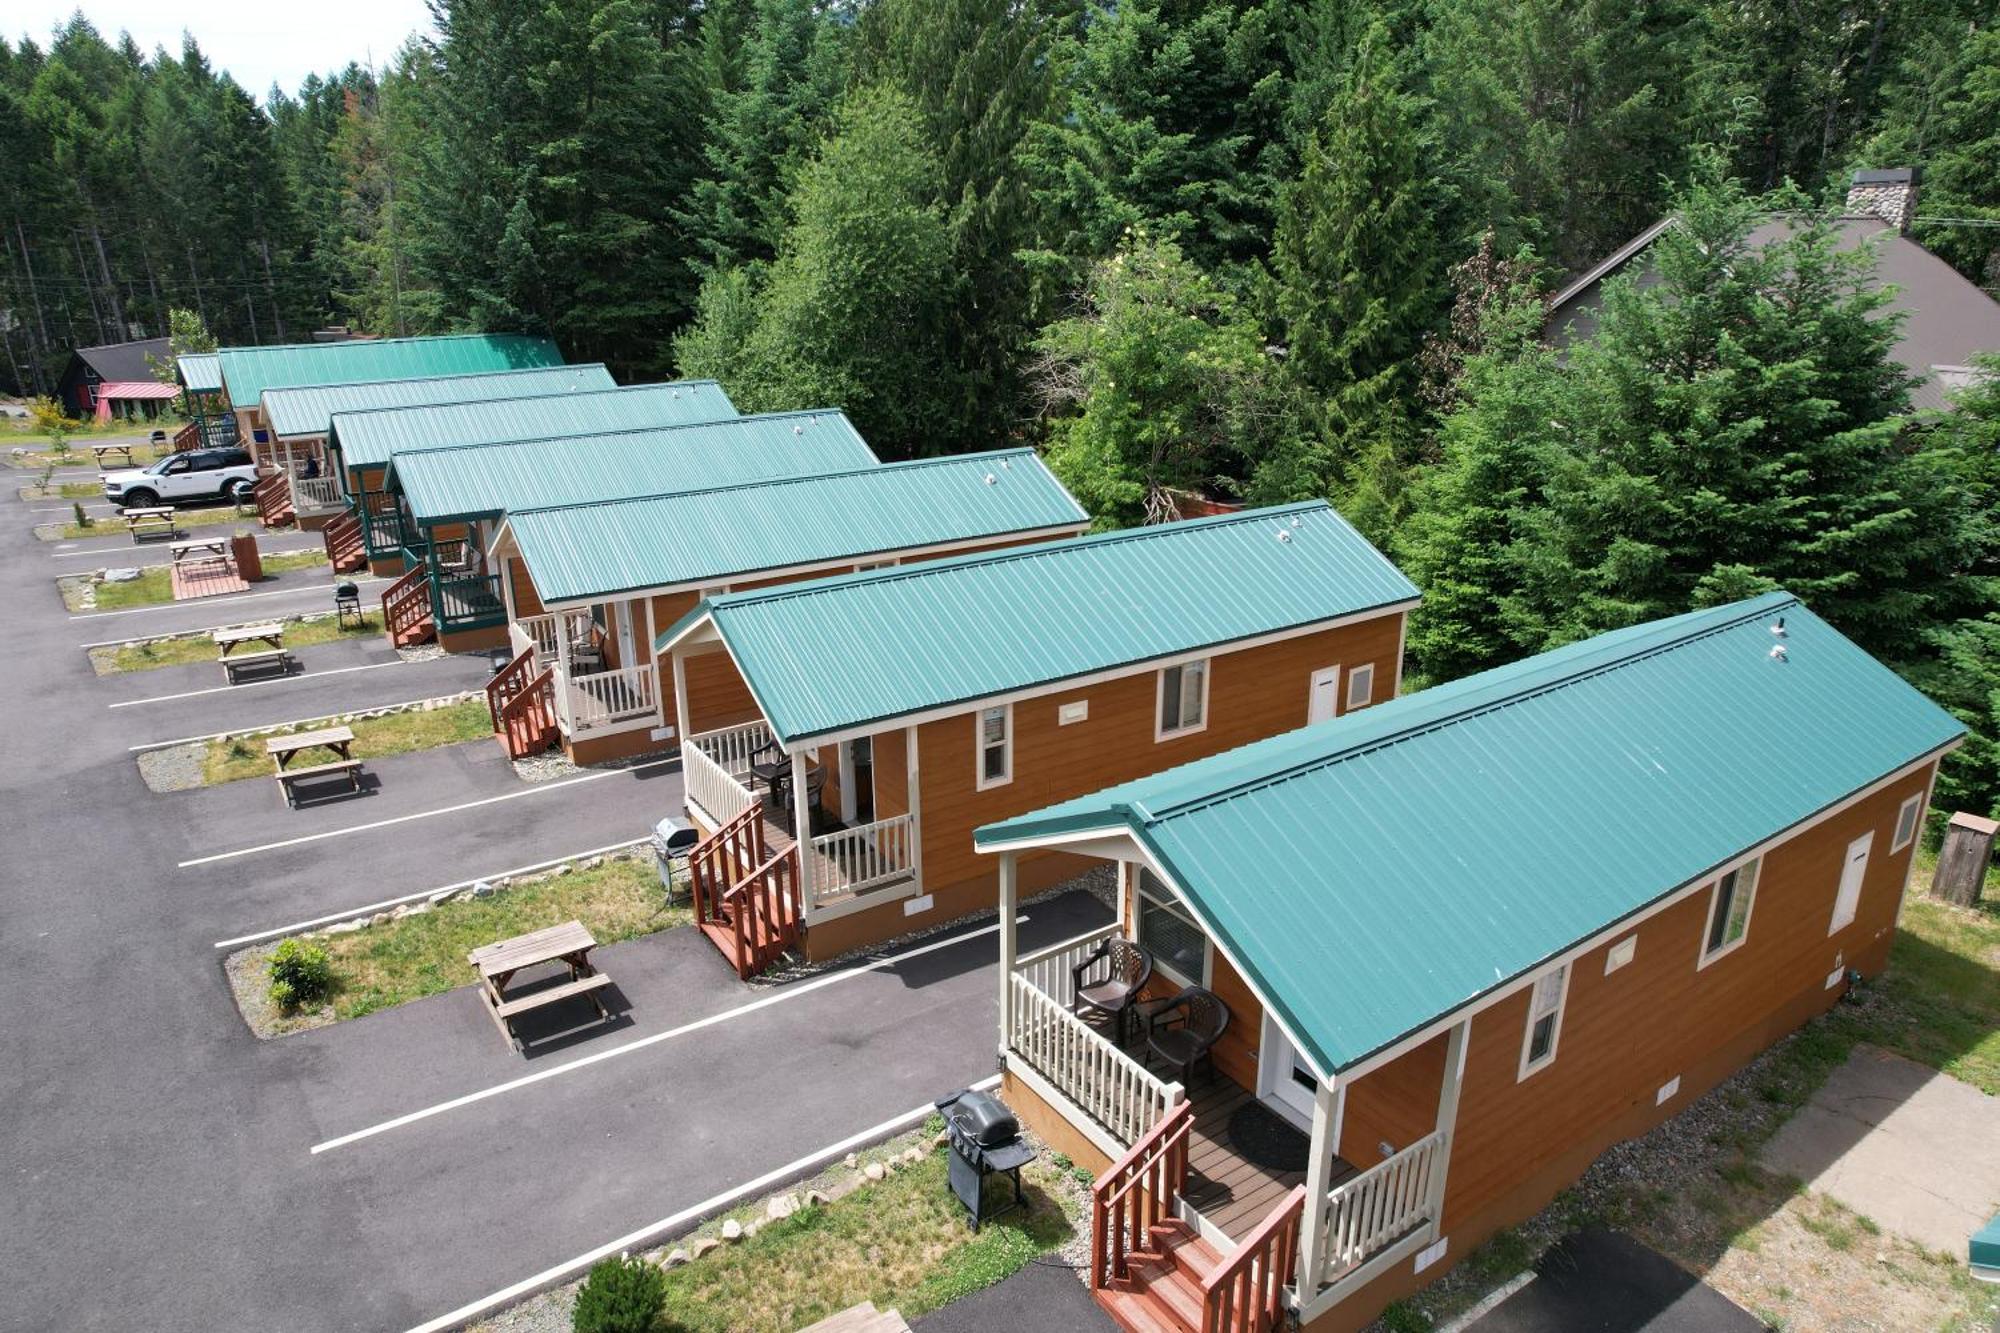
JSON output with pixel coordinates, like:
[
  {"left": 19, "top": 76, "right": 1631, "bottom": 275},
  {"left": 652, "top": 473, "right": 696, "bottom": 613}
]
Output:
[
  {"left": 291, "top": 474, "right": 343, "bottom": 513},
  {"left": 1316, "top": 1130, "right": 1445, "bottom": 1286},
  {"left": 1006, "top": 969, "right": 1181, "bottom": 1147},
  {"left": 509, "top": 611, "right": 590, "bottom": 670},
  {"left": 558, "top": 662, "right": 659, "bottom": 735},
  {"left": 808, "top": 813, "right": 916, "bottom": 901},
  {"left": 683, "top": 719, "right": 773, "bottom": 825},
  {"left": 1013, "top": 922, "right": 1120, "bottom": 1008},
  {"left": 691, "top": 718, "right": 774, "bottom": 777}
]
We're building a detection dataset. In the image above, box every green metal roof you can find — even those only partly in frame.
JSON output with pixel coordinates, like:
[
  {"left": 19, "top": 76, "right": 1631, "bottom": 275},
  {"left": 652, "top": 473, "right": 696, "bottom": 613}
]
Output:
[
  {"left": 1973, "top": 1212, "right": 2000, "bottom": 1276},
  {"left": 332, "top": 381, "right": 738, "bottom": 470},
  {"left": 261, "top": 365, "right": 615, "bottom": 440},
  {"left": 977, "top": 592, "right": 1965, "bottom": 1076},
  {"left": 388, "top": 409, "right": 873, "bottom": 522},
  {"left": 509, "top": 449, "right": 1087, "bottom": 605},
  {"left": 175, "top": 352, "right": 222, "bottom": 395},
  {"left": 662, "top": 501, "right": 1419, "bottom": 746},
  {"left": 217, "top": 334, "right": 563, "bottom": 411}
]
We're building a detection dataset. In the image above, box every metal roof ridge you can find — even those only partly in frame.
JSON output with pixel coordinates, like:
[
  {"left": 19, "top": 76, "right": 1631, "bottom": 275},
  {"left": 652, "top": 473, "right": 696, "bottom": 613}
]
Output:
[
  {"left": 1139, "top": 591, "right": 1802, "bottom": 825},
  {"left": 506, "top": 448, "right": 1046, "bottom": 521},
  {"left": 706, "top": 501, "right": 1339, "bottom": 613},
  {"left": 380, "top": 406, "right": 844, "bottom": 460},
  {"left": 263, "top": 363, "right": 610, "bottom": 399},
  {"left": 218, "top": 331, "right": 551, "bottom": 356},
  {"left": 331, "top": 380, "right": 725, "bottom": 423}
]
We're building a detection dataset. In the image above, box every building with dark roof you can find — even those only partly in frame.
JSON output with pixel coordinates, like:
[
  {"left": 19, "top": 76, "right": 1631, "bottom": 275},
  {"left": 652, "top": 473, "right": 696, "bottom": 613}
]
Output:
[{"left": 56, "top": 337, "right": 172, "bottom": 418}]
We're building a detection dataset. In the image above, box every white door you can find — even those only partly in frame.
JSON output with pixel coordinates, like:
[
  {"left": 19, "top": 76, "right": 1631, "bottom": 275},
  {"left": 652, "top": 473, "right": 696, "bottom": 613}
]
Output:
[
  {"left": 1829, "top": 830, "right": 1872, "bottom": 934},
  {"left": 1260, "top": 1016, "right": 1319, "bottom": 1125},
  {"left": 1308, "top": 666, "right": 1342, "bottom": 724}
]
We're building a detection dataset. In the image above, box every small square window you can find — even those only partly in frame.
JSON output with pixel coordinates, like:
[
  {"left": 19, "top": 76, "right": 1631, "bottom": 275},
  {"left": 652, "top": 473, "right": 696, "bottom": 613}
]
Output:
[
  {"left": 1518, "top": 963, "right": 1568, "bottom": 1078},
  {"left": 1158, "top": 660, "right": 1209, "bottom": 739},
  {"left": 1699, "top": 858, "right": 1760, "bottom": 966},
  {"left": 1891, "top": 793, "right": 1922, "bottom": 853},
  {"left": 1346, "top": 663, "right": 1375, "bottom": 710},
  {"left": 976, "top": 704, "right": 1011, "bottom": 789}
]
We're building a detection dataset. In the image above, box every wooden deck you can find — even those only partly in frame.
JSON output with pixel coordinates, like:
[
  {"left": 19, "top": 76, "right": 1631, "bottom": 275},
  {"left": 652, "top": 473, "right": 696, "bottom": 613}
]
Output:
[{"left": 1179, "top": 1078, "right": 1357, "bottom": 1242}]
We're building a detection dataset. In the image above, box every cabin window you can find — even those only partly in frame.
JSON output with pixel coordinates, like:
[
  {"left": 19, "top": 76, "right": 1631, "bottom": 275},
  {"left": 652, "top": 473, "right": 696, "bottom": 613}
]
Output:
[
  {"left": 1158, "top": 659, "right": 1209, "bottom": 739},
  {"left": 1137, "top": 870, "right": 1206, "bottom": 985},
  {"left": 1891, "top": 793, "right": 1922, "bottom": 853},
  {"left": 1517, "top": 963, "right": 1568, "bottom": 1079},
  {"left": 1346, "top": 663, "right": 1376, "bottom": 710},
  {"left": 1699, "top": 858, "right": 1761, "bottom": 966},
  {"left": 976, "top": 704, "right": 1012, "bottom": 790}
]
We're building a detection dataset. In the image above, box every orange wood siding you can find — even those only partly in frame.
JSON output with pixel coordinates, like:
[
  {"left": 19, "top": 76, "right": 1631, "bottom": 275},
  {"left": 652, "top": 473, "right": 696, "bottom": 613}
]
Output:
[
  {"left": 1335, "top": 1031, "right": 1447, "bottom": 1171},
  {"left": 872, "top": 728, "right": 910, "bottom": 819},
  {"left": 508, "top": 559, "right": 544, "bottom": 617},
  {"left": 916, "top": 613, "right": 1406, "bottom": 906}
]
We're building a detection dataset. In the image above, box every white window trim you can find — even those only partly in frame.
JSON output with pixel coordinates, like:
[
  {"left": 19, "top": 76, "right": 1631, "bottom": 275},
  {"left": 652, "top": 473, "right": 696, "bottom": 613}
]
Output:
[
  {"left": 1696, "top": 855, "right": 1762, "bottom": 970},
  {"left": 1345, "top": 662, "right": 1376, "bottom": 710},
  {"left": 1891, "top": 792, "right": 1922, "bottom": 854},
  {"left": 1516, "top": 963, "right": 1570, "bottom": 1081},
  {"left": 1155, "top": 658, "right": 1212, "bottom": 742},
  {"left": 974, "top": 702, "right": 1013, "bottom": 791}
]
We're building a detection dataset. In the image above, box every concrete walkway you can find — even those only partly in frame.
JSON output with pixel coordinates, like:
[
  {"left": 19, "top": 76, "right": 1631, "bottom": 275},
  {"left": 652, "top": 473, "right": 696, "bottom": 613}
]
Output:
[
  {"left": 0, "top": 473, "right": 1115, "bottom": 1332},
  {"left": 1760, "top": 1043, "right": 2000, "bottom": 1255}
]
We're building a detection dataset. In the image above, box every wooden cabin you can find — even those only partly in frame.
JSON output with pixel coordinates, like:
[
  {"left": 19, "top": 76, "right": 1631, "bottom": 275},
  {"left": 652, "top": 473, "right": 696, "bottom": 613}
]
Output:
[
  {"left": 213, "top": 333, "right": 564, "bottom": 473},
  {"left": 382, "top": 409, "right": 880, "bottom": 654},
  {"left": 488, "top": 448, "right": 1091, "bottom": 765},
  {"left": 659, "top": 501, "right": 1420, "bottom": 976},
  {"left": 171, "top": 353, "right": 235, "bottom": 451},
  {"left": 254, "top": 365, "right": 615, "bottom": 530},
  {"left": 324, "top": 380, "right": 738, "bottom": 576},
  {"left": 972, "top": 592, "right": 1963, "bottom": 1333}
]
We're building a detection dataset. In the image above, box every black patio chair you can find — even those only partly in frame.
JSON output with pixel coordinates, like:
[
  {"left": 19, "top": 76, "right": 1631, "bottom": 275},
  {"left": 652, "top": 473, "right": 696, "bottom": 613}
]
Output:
[
  {"left": 1071, "top": 938, "right": 1153, "bottom": 1046},
  {"left": 1144, "top": 986, "right": 1230, "bottom": 1088}
]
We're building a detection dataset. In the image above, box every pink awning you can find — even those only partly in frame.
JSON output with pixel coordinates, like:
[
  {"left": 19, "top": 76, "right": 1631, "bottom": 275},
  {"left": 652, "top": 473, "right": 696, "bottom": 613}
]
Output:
[{"left": 96, "top": 381, "right": 182, "bottom": 400}]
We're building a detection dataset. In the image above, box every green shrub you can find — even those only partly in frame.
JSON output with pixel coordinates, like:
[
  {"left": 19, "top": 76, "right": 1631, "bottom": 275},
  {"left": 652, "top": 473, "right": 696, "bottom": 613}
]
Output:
[
  {"left": 72, "top": 500, "right": 90, "bottom": 529},
  {"left": 267, "top": 937, "right": 334, "bottom": 1012},
  {"left": 573, "top": 1255, "right": 665, "bottom": 1333}
]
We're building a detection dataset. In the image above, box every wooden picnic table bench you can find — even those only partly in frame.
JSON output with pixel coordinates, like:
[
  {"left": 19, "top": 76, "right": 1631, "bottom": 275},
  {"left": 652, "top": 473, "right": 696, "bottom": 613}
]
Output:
[
  {"left": 220, "top": 647, "right": 296, "bottom": 684},
  {"left": 214, "top": 622, "right": 285, "bottom": 656},
  {"left": 267, "top": 725, "right": 362, "bottom": 806},
  {"left": 92, "top": 443, "right": 137, "bottom": 467},
  {"left": 122, "top": 506, "right": 176, "bottom": 543},
  {"left": 171, "top": 536, "right": 232, "bottom": 567},
  {"left": 468, "top": 919, "right": 614, "bottom": 1052}
]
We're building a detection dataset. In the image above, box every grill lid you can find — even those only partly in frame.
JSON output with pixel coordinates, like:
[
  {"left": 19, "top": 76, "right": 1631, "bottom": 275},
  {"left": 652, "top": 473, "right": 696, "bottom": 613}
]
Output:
[{"left": 937, "top": 1088, "right": 1019, "bottom": 1148}]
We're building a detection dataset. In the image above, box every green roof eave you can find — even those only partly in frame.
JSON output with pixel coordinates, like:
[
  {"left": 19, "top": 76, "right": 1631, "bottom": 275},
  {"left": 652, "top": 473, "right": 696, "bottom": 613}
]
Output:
[{"left": 1973, "top": 1211, "right": 2000, "bottom": 1275}]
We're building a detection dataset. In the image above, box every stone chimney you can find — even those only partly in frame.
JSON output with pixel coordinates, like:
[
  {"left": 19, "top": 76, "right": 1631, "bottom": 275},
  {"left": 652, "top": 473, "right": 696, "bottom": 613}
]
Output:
[{"left": 1846, "top": 167, "right": 1921, "bottom": 233}]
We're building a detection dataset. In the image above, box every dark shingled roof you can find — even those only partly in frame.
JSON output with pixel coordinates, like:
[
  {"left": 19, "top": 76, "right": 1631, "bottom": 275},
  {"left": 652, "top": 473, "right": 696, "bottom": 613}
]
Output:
[{"left": 71, "top": 338, "right": 172, "bottom": 383}]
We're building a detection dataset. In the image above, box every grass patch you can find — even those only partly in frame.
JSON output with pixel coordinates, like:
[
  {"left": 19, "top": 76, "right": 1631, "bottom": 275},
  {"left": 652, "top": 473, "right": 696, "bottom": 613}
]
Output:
[
  {"left": 654, "top": 1149, "right": 1076, "bottom": 1331},
  {"left": 201, "top": 695, "right": 491, "bottom": 786},
  {"left": 302, "top": 857, "right": 685, "bottom": 1021},
  {"left": 1467, "top": 1227, "right": 1532, "bottom": 1281},
  {"left": 80, "top": 549, "right": 328, "bottom": 610},
  {"left": 52, "top": 502, "right": 257, "bottom": 539},
  {"left": 95, "top": 610, "right": 380, "bottom": 673}
]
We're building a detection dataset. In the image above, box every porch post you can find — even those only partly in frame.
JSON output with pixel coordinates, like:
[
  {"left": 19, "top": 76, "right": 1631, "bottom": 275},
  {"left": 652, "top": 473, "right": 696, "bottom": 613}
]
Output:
[
  {"left": 997, "top": 850, "right": 1018, "bottom": 1051},
  {"left": 1296, "top": 1078, "right": 1340, "bottom": 1300},
  {"left": 670, "top": 649, "right": 690, "bottom": 743},
  {"left": 904, "top": 724, "right": 923, "bottom": 891},
  {"left": 791, "top": 749, "right": 814, "bottom": 904},
  {"left": 1425, "top": 1020, "right": 1470, "bottom": 1240},
  {"left": 499, "top": 555, "right": 517, "bottom": 624},
  {"left": 553, "top": 608, "right": 575, "bottom": 734}
]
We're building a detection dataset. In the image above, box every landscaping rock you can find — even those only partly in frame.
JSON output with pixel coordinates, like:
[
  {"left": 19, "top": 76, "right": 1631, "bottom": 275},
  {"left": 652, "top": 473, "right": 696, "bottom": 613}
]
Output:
[
  {"left": 900, "top": 1147, "right": 923, "bottom": 1165},
  {"left": 843, "top": 1152, "right": 858, "bottom": 1169},
  {"left": 323, "top": 918, "right": 366, "bottom": 935},
  {"left": 804, "top": 1189, "right": 830, "bottom": 1208},
  {"left": 689, "top": 1238, "right": 720, "bottom": 1260},
  {"left": 662, "top": 1248, "right": 689, "bottom": 1268},
  {"left": 428, "top": 887, "right": 458, "bottom": 905},
  {"left": 863, "top": 1161, "right": 886, "bottom": 1182},
  {"left": 767, "top": 1194, "right": 799, "bottom": 1221},
  {"left": 720, "top": 1219, "right": 743, "bottom": 1242},
  {"left": 472, "top": 880, "right": 495, "bottom": 898},
  {"left": 102, "top": 566, "right": 142, "bottom": 582},
  {"left": 743, "top": 1220, "right": 762, "bottom": 1238}
]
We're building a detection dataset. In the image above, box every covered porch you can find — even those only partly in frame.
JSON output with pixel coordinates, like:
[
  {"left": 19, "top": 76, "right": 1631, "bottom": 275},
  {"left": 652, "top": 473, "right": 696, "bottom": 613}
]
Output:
[{"left": 995, "top": 856, "right": 1466, "bottom": 1330}]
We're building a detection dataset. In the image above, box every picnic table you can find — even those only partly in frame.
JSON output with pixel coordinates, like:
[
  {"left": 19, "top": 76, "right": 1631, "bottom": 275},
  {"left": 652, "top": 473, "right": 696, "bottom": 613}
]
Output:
[
  {"left": 122, "top": 505, "right": 175, "bottom": 543},
  {"left": 468, "top": 920, "right": 614, "bottom": 1052},
  {"left": 171, "top": 536, "right": 232, "bottom": 567},
  {"left": 215, "top": 622, "right": 293, "bottom": 683},
  {"left": 267, "top": 724, "right": 362, "bottom": 806},
  {"left": 92, "top": 443, "right": 137, "bottom": 468}
]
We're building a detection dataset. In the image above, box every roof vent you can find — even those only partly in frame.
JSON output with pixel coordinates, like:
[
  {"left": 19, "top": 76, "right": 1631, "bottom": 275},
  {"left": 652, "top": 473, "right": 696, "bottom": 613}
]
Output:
[
  {"left": 983, "top": 472, "right": 997, "bottom": 485},
  {"left": 794, "top": 425, "right": 804, "bottom": 435},
  {"left": 1770, "top": 616, "right": 1786, "bottom": 637},
  {"left": 1276, "top": 528, "right": 1292, "bottom": 544},
  {"left": 1290, "top": 516, "right": 1302, "bottom": 528},
  {"left": 1770, "top": 643, "right": 1788, "bottom": 662}
]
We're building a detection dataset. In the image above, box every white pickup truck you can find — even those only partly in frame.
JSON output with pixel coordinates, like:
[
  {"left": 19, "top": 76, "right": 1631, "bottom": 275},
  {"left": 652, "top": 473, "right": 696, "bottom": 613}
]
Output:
[{"left": 102, "top": 447, "right": 259, "bottom": 509}]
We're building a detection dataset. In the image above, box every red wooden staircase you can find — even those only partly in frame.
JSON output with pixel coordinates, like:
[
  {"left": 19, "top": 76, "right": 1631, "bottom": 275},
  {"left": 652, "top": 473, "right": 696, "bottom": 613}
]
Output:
[
  {"left": 252, "top": 472, "right": 294, "bottom": 528},
  {"left": 687, "top": 803, "right": 804, "bottom": 978},
  {"left": 1091, "top": 1103, "right": 1305, "bottom": 1333},
  {"left": 381, "top": 566, "right": 435, "bottom": 647},
  {"left": 321, "top": 511, "right": 367, "bottom": 573},
  {"left": 487, "top": 649, "right": 558, "bottom": 758}
]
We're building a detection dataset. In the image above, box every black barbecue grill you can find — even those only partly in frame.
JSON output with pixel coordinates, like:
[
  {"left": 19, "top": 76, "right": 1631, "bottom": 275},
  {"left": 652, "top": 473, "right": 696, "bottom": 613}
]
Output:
[{"left": 936, "top": 1088, "right": 1036, "bottom": 1231}]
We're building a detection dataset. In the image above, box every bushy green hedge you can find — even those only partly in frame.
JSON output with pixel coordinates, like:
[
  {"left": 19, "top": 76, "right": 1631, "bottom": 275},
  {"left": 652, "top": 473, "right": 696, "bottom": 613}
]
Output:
[
  {"left": 267, "top": 938, "right": 333, "bottom": 1012},
  {"left": 573, "top": 1255, "right": 665, "bottom": 1333}
]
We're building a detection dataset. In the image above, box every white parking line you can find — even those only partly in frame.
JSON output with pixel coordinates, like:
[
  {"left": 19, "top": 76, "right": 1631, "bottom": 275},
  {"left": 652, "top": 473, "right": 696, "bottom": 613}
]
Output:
[
  {"left": 397, "top": 1074, "right": 1003, "bottom": 1333},
  {"left": 70, "top": 581, "right": 359, "bottom": 621},
  {"left": 212, "top": 838, "right": 655, "bottom": 948},
  {"left": 314, "top": 915, "right": 1033, "bottom": 1156},
  {"left": 177, "top": 759, "right": 677, "bottom": 867},
  {"left": 53, "top": 541, "right": 322, "bottom": 561},
  {"left": 111, "top": 660, "right": 411, "bottom": 710}
]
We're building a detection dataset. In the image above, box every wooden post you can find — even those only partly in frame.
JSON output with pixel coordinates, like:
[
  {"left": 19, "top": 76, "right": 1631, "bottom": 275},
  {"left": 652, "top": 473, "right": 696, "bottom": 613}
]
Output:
[
  {"left": 998, "top": 850, "right": 1018, "bottom": 1053},
  {"left": 1296, "top": 1078, "right": 1339, "bottom": 1300},
  {"left": 905, "top": 723, "right": 923, "bottom": 892},
  {"left": 670, "top": 649, "right": 690, "bottom": 745},
  {"left": 1931, "top": 812, "right": 1996, "bottom": 907}
]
